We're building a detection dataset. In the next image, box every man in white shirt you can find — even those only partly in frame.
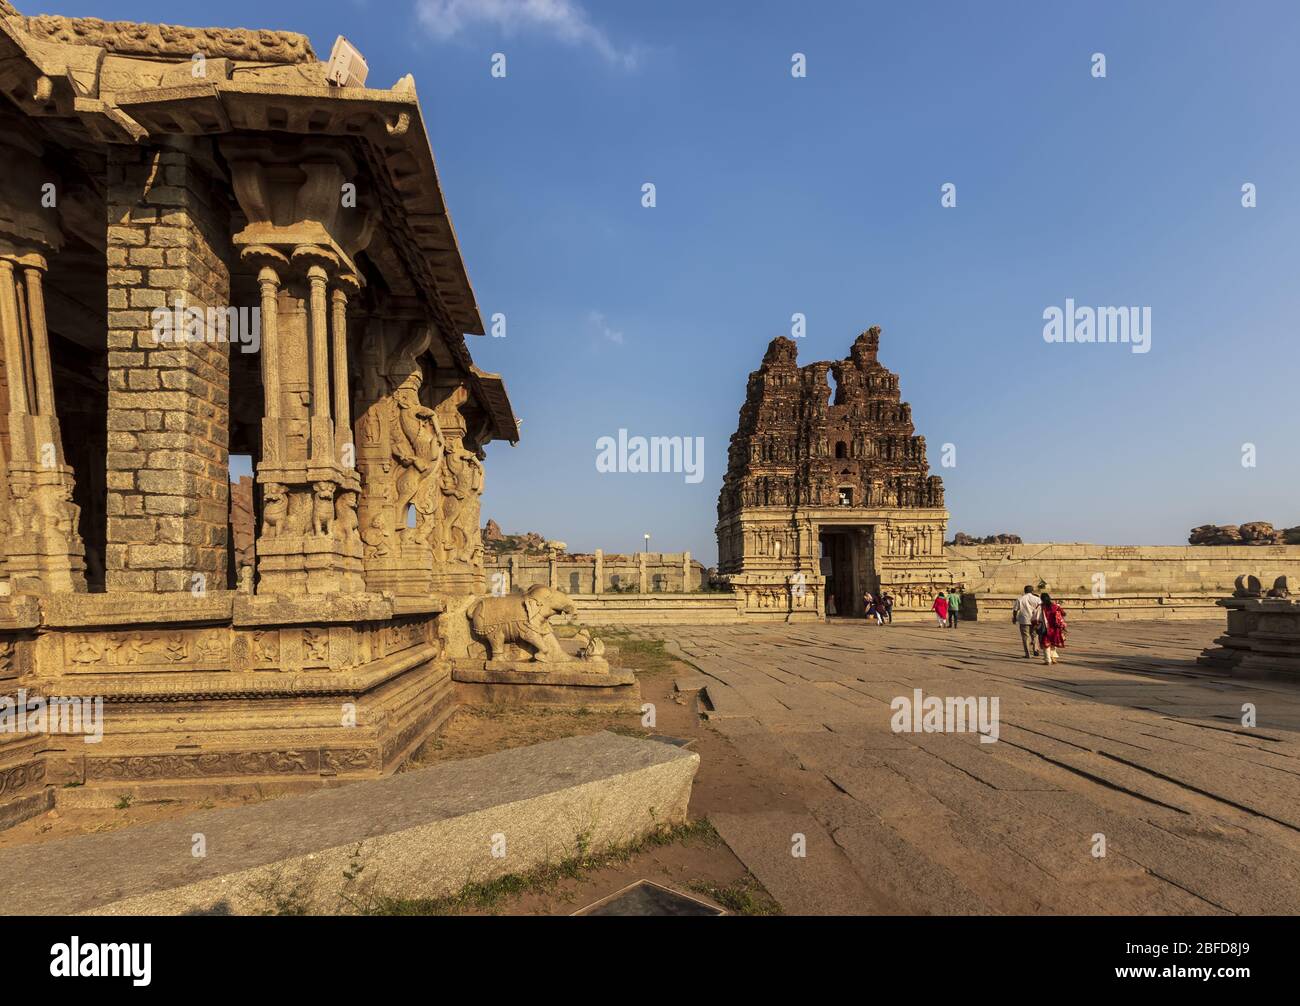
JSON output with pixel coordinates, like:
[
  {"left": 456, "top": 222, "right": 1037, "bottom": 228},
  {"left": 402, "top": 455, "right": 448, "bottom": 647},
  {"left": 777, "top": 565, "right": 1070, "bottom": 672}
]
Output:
[{"left": 1012, "top": 585, "right": 1042, "bottom": 658}]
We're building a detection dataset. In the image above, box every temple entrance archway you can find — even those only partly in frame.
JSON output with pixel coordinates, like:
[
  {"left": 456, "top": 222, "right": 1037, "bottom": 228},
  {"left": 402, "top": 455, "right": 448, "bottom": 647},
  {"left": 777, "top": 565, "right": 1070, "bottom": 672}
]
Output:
[{"left": 819, "top": 525, "right": 878, "bottom": 617}]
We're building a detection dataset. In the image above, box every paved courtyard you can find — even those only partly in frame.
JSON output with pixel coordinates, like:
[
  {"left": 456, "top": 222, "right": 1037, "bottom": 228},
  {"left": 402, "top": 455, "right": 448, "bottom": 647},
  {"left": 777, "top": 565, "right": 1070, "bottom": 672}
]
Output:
[{"left": 660, "top": 619, "right": 1300, "bottom": 915}]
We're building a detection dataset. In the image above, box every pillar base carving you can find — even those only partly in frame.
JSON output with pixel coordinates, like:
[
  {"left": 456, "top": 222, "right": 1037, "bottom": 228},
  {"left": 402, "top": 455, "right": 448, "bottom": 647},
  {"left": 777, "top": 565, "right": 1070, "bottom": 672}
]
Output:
[
  {"left": 1, "top": 415, "right": 86, "bottom": 595},
  {"left": 255, "top": 462, "right": 364, "bottom": 595}
]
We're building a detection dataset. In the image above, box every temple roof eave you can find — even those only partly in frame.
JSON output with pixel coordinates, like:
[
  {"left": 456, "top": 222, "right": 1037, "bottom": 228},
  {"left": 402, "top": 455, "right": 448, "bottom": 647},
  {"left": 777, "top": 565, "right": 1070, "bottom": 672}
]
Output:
[
  {"left": 469, "top": 367, "right": 519, "bottom": 446},
  {"left": 110, "top": 81, "right": 483, "bottom": 337},
  {"left": 0, "top": 6, "right": 520, "bottom": 443}
]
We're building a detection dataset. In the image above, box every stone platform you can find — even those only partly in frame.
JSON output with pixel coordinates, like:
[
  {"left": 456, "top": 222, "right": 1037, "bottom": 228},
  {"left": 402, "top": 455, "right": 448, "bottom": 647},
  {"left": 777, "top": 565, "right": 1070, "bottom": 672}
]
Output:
[
  {"left": 1199, "top": 591, "right": 1300, "bottom": 681},
  {"left": 451, "top": 661, "right": 639, "bottom": 708},
  {"left": 0, "top": 732, "right": 699, "bottom": 916}
]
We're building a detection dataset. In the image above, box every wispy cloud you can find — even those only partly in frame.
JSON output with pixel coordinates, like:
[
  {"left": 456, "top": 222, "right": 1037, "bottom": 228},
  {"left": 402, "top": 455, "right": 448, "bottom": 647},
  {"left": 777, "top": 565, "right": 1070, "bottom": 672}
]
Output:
[
  {"left": 588, "top": 310, "right": 625, "bottom": 345},
  {"left": 415, "top": 0, "right": 639, "bottom": 69}
]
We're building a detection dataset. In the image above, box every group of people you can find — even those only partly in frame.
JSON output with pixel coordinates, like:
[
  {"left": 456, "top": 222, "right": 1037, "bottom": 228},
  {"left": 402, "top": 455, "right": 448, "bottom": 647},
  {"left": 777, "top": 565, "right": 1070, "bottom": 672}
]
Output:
[
  {"left": 861, "top": 590, "right": 893, "bottom": 625},
  {"left": 1012, "top": 585, "right": 1067, "bottom": 664},
  {"left": 829, "top": 583, "right": 1068, "bottom": 665},
  {"left": 930, "top": 587, "right": 963, "bottom": 628}
]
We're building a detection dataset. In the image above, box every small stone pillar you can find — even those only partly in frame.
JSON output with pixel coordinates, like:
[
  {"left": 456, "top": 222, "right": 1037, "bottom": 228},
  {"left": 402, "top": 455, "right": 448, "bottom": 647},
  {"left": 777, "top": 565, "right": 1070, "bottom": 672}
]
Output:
[
  {"left": 593, "top": 549, "right": 603, "bottom": 593},
  {"left": 638, "top": 552, "right": 649, "bottom": 593},
  {"left": 682, "top": 550, "right": 691, "bottom": 592}
]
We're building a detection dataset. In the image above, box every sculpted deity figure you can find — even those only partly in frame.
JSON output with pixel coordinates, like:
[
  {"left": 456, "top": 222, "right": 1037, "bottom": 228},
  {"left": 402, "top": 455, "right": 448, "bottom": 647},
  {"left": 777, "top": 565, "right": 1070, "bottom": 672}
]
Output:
[
  {"left": 385, "top": 328, "right": 444, "bottom": 546},
  {"left": 441, "top": 442, "right": 483, "bottom": 564},
  {"left": 391, "top": 385, "right": 443, "bottom": 544}
]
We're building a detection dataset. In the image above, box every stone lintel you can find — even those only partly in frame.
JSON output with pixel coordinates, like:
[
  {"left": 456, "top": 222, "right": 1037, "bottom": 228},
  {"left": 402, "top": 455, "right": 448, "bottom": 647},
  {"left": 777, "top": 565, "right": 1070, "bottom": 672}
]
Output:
[
  {"left": 39, "top": 591, "right": 234, "bottom": 629},
  {"left": 231, "top": 592, "right": 392, "bottom": 627}
]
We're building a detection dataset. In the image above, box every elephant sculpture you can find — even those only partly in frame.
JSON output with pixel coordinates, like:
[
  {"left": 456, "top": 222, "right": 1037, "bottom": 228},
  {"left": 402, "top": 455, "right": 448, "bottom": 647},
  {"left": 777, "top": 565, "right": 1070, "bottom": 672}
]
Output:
[{"left": 467, "top": 584, "right": 576, "bottom": 662}]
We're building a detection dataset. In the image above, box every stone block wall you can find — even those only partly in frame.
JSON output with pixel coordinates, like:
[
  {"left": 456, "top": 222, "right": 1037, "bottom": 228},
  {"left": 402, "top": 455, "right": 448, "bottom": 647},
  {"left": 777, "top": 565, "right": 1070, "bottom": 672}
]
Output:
[
  {"left": 485, "top": 551, "right": 706, "bottom": 595},
  {"left": 946, "top": 543, "right": 1300, "bottom": 620},
  {"left": 104, "top": 146, "right": 232, "bottom": 593}
]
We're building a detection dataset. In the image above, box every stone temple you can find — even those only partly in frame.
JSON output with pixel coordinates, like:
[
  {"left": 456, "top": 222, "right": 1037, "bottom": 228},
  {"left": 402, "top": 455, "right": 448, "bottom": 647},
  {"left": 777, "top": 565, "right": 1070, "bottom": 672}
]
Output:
[
  {"left": 0, "top": 4, "right": 638, "bottom": 830},
  {"left": 717, "top": 328, "right": 950, "bottom": 620}
]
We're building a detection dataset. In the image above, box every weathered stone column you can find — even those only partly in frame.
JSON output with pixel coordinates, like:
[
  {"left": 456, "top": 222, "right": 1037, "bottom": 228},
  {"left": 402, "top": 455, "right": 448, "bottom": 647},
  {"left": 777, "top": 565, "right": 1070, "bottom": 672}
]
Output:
[
  {"left": 0, "top": 258, "right": 28, "bottom": 415},
  {"left": 682, "top": 550, "right": 691, "bottom": 592},
  {"left": 104, "top": 145, "right": 231, "bottom": 593},
  {"left": 0, "top": 248, "right": 86, "bottom": 594},
  {"left": 300, "top": 253, "right": 334, "bottom": 463},
  {"left": 330, "top": 282, "right": 355, "bottom": 457},
  {"left": 221, "top": 138, "right": 373, "bottom": 597},
  {"left": 22, "top": 265, "right": 55, "bottom": 418},
  {"left": 248, "top": 247, "right": 363, "bottom": 596},
  {"left": 254, "top": 259, "right": 284, "bottom": 421},
  {"left": 593, "top": 548, "right": 603, "bottom": 593},
  {"left": 638, "top": 552, "right": 649, "bottom": 593}
]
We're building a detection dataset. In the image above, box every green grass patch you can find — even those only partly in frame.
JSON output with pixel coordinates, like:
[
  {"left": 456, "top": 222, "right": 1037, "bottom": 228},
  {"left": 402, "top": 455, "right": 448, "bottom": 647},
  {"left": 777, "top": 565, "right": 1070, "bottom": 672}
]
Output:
[{"left": 688, "top": 876, "right": 782, "bottom": 916}]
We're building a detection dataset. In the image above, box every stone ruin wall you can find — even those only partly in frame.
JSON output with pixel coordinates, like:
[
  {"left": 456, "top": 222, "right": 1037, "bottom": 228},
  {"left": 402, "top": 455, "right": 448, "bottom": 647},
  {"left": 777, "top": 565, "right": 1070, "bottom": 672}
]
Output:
[
  {"left": 485, "top": 551, "right": 707, "bottom": 594},
  {"left": 946, "top": 542, "right": 1300, "bottom": 620},
  {"left": 105, "top": 148, "right": 233, "bottom": 593}
]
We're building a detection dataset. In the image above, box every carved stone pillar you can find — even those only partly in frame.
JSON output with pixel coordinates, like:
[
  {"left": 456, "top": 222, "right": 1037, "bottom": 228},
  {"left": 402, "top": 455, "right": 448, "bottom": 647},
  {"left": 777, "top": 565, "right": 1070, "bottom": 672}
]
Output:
[
  {"left": 682, "top": 550, "right": 691, "bottom": 593},
  {"left": 431, "top": 378, "right": 484, "bottom": 596},
  {"left": 0, "top": 245, "right": 86, "bottom": 594},
  {"left": 245, "top": 245, "right": 363, "bottom": 595},
  {"left": 594, "top": 548, "right": 604, "bottom": 593},
  {"left": 351, "top": 316, "right": 443, "bottom": 597},
  {"left": 330, "top": 281, "right": 356, "bottom": 456},
  {"left": 221, "top": 138, "right": 377, "bottom": 596}
]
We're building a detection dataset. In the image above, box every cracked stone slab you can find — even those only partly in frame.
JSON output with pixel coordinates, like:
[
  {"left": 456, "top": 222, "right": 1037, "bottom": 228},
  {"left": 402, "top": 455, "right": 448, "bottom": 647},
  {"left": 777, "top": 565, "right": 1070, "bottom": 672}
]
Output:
[{"left": 0, "top": 732, "right": 699, "bottom": 916}]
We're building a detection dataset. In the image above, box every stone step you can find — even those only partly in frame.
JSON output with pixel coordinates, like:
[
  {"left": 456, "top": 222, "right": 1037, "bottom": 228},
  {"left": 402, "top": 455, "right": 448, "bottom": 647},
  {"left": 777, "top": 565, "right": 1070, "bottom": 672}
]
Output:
[{"left": 0, "top": 731, "right": 699, "bottom": 916}]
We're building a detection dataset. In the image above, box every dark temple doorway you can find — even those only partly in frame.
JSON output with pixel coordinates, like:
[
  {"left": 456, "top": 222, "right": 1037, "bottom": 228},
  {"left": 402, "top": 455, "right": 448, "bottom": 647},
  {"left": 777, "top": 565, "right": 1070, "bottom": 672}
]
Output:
[{"left": 819, "top": 526, "right": 879, "bottom": 617}]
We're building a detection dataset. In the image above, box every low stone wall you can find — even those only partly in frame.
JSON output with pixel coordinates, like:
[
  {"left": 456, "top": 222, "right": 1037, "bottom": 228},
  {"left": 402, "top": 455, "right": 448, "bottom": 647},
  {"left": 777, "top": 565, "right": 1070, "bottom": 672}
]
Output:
[
  {"left": 485, "top": 551, "right": 706, "bottom": 595},
  {"left": 564, "top": 592, "right": 744, "bottom": 625},
  {"left": 946, "top": 543, "right": 1300, "bottom": 621}
]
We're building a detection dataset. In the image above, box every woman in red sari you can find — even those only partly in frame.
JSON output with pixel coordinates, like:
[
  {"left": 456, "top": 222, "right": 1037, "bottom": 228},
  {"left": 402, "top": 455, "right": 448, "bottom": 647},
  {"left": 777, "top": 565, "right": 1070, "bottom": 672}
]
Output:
[
  {"left": 932, "top": 593, "right": 949, "bottom": 628},
  {"left": 1035, "top": 592, "right": 1067, "bottom": 664}
]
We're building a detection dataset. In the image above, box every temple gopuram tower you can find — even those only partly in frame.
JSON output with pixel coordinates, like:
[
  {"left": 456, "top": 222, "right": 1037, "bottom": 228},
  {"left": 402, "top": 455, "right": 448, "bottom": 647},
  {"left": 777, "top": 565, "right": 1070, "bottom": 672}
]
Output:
[{"left": 716, "top": 327, "right": 950, "bottom": 620}]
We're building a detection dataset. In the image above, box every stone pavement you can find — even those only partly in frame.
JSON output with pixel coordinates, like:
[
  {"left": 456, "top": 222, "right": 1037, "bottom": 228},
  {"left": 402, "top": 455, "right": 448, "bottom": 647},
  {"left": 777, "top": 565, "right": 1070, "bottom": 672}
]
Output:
[{"left": 661, "top": 618, "right": 1300, "bottom": 915}]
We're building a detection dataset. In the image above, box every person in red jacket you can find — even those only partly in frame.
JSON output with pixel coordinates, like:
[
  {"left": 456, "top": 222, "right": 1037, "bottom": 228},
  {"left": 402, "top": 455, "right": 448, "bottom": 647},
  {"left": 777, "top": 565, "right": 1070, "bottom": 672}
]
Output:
[
  {"left": 1034, "top": 592, "right": 1067, "bottom": 664},
  {"left": 932, "top": 593, "right": 949, "bottom": 628}
]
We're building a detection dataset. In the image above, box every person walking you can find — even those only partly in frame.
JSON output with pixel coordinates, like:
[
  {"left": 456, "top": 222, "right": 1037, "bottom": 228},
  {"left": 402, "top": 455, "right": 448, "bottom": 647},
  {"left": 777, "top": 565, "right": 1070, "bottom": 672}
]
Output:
[
  {"left": 1012, "top": 585, "right": 1041, "bottom": 658},
  {"left": 1034, "top": 592, "right": 1067, "bottom": 664},
  {"left": 946, "top": 586, "right": 961, "bottom": 628},
  {"left": 862, "top": 591, "right": 875, "bottom": 624},
  {"left": 882, "top": 591, "right": 894, "bottom": 624},
  {"left": 932, "top": 592, "right": 949, "bottom": 628}
]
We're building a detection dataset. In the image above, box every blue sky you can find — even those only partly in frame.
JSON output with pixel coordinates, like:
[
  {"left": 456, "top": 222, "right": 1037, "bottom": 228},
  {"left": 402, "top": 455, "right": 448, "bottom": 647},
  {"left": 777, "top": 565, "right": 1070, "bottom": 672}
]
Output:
[{"left": 86, "top": 0, "right": 1300, "bottom": 563}]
